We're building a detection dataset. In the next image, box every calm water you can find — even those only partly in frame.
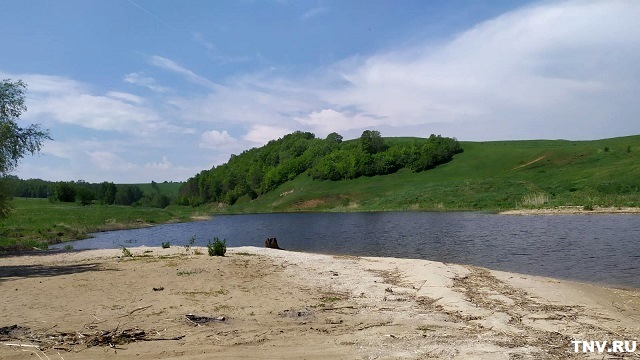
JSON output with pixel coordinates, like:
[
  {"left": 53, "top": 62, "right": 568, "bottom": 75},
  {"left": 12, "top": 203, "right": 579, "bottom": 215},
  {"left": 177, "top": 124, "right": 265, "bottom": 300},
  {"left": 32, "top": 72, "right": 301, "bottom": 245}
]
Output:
[{"left": 53, "top": 212, "right": 640, "bottom": 289}]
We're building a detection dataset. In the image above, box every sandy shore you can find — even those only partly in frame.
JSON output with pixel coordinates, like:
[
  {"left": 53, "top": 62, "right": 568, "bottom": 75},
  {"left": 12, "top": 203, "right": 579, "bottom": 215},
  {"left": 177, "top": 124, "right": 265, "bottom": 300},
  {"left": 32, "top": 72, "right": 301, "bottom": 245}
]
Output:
[
  {"left": 1, "top": 247, "right": 638, "bottom": 359},
  {"left": 500, "top": 206, "right": 640, "bottom": 215}
]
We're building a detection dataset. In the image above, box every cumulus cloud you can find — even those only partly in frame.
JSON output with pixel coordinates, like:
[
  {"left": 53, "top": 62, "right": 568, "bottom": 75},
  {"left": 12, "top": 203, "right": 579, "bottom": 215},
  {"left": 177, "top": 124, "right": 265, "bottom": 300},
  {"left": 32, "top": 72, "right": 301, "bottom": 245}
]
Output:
[
  {"left": 294, "top": 109, "right": 383, "bottom": 136},
  {"left": 320, "top": 0, "right": 640, "bottom": 139},
  {"left": 199, "top": 130, "right": 235, "bottom": 148},
  {"left": 244, "top": 124, "right": 293, "bottom": 145}
]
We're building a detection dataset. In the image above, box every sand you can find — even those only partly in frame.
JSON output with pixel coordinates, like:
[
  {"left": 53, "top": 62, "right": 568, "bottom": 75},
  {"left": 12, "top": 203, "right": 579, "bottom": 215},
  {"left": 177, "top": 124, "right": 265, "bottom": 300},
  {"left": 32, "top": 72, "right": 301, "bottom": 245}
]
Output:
[{"left": 1, "top": 246, "right": 638, "bottom": 359}]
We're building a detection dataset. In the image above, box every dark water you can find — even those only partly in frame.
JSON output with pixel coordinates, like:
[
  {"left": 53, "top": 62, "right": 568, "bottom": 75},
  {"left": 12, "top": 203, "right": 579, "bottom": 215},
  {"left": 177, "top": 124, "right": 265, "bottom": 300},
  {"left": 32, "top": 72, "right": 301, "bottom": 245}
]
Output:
[{"left": 52, "top": 212, "right": 640, "bottom": 289}]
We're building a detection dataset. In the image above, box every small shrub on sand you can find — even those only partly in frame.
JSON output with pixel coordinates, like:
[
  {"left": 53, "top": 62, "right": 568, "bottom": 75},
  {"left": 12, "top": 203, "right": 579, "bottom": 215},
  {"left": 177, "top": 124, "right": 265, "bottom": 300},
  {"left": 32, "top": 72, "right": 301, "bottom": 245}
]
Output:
[
  {"left": 122, "top": 247, "right": 133, "bottom": 257},
  {"left": 161, "top": 242, "right": 170, "bottom": 249},
  {"left": 208, "top": 237, "right": 226, "bottom": 256}
]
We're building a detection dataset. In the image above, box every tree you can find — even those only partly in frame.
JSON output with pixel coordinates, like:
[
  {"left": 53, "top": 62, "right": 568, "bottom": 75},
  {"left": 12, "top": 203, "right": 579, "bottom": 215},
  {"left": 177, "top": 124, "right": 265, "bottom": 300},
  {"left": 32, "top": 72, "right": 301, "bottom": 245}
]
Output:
[
  {"left": 54, "top": 182, "right": 76, "bottom": 202},
  {"left": 359, "top": 130, "right": 386, "bottom": 155},
  {"left": 1, "top": 79, "right": 51, "bottom": 217},
  {"left": 1, "top": 79, "right": 51, "bottom": 174},
  {"left": 326, "top": 132, "right": 343, "bottom": 144}
]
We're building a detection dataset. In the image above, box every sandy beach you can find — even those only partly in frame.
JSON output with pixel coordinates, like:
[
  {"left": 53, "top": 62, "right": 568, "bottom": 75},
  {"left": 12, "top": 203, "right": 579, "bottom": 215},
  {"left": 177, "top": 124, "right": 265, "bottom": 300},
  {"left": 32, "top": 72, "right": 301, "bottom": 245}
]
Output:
[{"left": 1, "top": 247, "right": 638, "bottom": 359}]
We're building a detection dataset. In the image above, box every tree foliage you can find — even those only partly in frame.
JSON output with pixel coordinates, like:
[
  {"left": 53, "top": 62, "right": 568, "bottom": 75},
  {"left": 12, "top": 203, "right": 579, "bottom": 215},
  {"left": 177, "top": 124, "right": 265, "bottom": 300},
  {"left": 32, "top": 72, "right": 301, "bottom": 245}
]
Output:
[
  {"left": 0, "top": 79, "right": 51, "bottom": 175},
  {"left": 0, "top": 79, "right": 51, "bottom": 217},
  {"left": 179, "top": 130, "right": 462, "bottom": 205}
]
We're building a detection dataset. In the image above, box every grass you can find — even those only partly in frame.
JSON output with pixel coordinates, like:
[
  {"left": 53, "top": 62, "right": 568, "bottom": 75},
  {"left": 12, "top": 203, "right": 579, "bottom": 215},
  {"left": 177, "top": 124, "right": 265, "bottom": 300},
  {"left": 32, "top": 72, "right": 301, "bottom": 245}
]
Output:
[
  {"left": 218, "top": 135, "right": 640, "bottom": 213},
  {"left": 0, "top": 198, "right": 205, "bottom": 251}
]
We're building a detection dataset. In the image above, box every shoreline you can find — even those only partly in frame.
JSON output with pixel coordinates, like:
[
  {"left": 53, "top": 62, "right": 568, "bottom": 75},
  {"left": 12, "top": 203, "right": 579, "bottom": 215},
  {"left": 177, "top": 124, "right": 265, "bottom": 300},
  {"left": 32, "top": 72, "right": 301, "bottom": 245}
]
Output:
[
  {"left": 500, "top": 206, "right": 640, "bottom": 215},
  {"left": 1, "top": 246, "right": 638, "bottom": 359}
]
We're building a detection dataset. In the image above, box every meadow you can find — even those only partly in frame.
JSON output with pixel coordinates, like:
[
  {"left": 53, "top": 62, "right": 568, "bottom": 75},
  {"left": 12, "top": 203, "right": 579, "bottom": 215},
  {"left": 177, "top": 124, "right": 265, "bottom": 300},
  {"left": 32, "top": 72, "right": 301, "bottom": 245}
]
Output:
[{"left": 0, "top": 198, "right": 207, "bottom": 250}]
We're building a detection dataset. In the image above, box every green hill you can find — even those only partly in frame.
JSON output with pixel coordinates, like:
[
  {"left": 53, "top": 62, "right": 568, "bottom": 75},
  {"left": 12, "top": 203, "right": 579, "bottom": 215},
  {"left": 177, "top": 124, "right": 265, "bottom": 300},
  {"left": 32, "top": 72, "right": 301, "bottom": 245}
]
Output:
[{"left": 199, "top": 135, "right": 640, "bottom": 213}]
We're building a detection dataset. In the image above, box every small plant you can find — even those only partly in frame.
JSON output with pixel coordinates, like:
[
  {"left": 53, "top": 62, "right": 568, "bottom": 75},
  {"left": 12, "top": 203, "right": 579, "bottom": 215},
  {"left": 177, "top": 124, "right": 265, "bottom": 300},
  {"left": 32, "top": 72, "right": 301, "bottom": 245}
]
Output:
[
  {"left": 122, "top": 247, "right": 133, "bottom": 257},
  {"left": 63, "top": 244, "right": 73, "bottom": 251},
  {"left": 161, "top": 241, "right": 171, "bottom": 249},
  {"left": 627, "top": 145, "right": 632, "bottom": 153},
  {"left": 583, "top": 204, "right": 594, "bottom": 211},
  {"left": 208, "top": 237, "right": 226, "bottom": 256},
  {"left": 193, "top": 248, "right": 203, "bottom": 255},
  {"left": 603, "top": 146, "right": 610, "bottom": 152},
  {"left": 520, "top": 192, "right": 549, "bottom": 207},
  {"left": 177, "top": 270, "right": 196, "bottom": 276},
  {"left": 189, "top": 234, "right": 196, "bottom": 245}
]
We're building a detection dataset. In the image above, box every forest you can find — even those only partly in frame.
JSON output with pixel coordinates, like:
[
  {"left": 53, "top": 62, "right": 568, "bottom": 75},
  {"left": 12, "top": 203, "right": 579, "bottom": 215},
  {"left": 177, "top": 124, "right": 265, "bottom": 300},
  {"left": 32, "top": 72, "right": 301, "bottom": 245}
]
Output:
[
  {"left": 178, "top": 130, "right": 462, "bottom": 206},
  {"left": 3, "top": 177, "right": 172, "bottom": 208}
]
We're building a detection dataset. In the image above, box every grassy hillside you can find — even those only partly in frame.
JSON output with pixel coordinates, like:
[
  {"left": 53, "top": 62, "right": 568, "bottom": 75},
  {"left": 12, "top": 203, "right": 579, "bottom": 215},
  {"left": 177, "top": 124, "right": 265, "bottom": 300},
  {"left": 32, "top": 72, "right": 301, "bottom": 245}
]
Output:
[{"left": 214, "top": 135, "right": 640, "bottom": 213}]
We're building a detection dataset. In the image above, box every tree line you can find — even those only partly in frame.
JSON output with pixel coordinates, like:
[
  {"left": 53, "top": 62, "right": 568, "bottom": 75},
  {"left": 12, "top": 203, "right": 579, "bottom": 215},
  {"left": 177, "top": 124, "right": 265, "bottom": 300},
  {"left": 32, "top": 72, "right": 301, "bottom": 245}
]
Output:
[
  {"left": 3, "top": 177, "right": 172, "bottom": 208},
  {"left": 179, "top": 130, "right": 462, "bottom": 206}
]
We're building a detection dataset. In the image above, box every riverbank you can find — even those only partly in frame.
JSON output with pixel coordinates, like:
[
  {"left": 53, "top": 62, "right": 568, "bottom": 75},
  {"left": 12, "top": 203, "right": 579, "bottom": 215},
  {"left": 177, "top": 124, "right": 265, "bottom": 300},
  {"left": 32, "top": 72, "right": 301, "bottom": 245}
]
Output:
[
  {"left": 1, "top": 247, "right": 638, "bottom": 359},
  {"left": 500, "top": 206, "right": 640, "bottom": 215}
]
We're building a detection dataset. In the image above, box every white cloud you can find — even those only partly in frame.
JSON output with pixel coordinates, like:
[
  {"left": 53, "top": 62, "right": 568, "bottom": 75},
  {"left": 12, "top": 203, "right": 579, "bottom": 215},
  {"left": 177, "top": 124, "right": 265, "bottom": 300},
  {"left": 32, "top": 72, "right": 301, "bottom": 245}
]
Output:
[
  {"left": 244, "top": 124, "right": 293, "bottom": 145},
  {"left": 149, "top": 55, "right": 222, "bottom": 90},
  {"left": 319, "top": 0, "right": 640, "bottom": 140},
  {"left": 301, "top": 6, "right": 328, "bottom": 20},
  {"left": 199, "top": 130, "right": 235, "bottom": 148},
  {"left": 294, "top": 109, "right": 382, "bottom": 136},
  {"left": 106, "top": 91, "right": 145, "bottom": 105},
  {"left": 87, "top": 151, "right": 135, "bottom": 171},
  {"left": 144, "top": 156, "right": 172, "bottom": 170},
  {"left": 124, "top": 72, "right": 171, "bottom": 93}
]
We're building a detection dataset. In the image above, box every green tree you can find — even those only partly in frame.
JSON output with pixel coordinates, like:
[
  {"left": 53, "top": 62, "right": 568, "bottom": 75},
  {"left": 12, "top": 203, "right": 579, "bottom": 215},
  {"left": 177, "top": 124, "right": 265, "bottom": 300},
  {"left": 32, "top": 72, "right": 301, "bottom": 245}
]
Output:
[
  {"left": 326, "top": 132, "right": 343, "bottom": 144},
  {"left": 0, "top": 79, "right": 51, "bottom": 217},
  {"left": 54, "top": 182, "right": 76, "bottom": 202},
  {"left": 359, "top": 130, "right": 386, "bottom": 155}
]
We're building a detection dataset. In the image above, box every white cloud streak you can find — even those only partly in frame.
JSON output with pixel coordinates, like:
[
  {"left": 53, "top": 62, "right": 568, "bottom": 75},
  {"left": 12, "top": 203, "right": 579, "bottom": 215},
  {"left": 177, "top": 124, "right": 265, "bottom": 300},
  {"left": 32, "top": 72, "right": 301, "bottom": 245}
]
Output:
[{"left": 149, "top": 55, "right": 222, "bottom": 90}]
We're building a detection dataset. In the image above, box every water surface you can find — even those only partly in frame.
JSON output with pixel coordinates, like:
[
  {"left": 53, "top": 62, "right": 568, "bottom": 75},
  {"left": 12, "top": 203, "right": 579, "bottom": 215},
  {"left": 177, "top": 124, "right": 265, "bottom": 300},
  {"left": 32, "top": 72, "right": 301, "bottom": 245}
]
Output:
[{"left": 53, "top": 212, "right": 640, "bottom": 289}]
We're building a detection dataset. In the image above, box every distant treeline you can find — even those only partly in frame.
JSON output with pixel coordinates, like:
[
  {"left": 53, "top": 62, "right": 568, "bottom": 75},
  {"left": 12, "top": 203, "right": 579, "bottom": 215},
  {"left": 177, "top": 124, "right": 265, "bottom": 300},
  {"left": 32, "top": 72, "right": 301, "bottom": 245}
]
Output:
[
  {"left": 179, "top": 130, "right": 462, "bottom": 206},
  {"left": 2, "top": 177, "right": 172, "bottom": 208}
]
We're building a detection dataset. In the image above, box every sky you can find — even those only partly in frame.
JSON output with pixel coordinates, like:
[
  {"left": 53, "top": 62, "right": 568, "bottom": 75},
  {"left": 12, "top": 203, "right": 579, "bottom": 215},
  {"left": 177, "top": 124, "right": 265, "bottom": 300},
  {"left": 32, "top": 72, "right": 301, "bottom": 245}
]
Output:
[{"left": 1, "top": 0, "right": 639, "bottom": 183}]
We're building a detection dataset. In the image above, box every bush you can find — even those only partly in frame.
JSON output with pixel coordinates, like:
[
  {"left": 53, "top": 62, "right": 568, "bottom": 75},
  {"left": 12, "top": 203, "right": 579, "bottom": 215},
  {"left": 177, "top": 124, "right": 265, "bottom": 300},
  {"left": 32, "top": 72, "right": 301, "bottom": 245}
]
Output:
[
  {"left": 161, "top": 241, "right": 170, "bottom": 249},
  {"left": 208, "top": 237, "right": 226, "bottom": 256}
]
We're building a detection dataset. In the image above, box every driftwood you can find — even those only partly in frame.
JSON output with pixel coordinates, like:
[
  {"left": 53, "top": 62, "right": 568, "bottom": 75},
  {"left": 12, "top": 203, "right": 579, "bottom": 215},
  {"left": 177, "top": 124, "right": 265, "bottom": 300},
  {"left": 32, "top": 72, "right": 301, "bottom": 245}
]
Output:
[
  {"left": 0, "top": 324, "right": 184, "bottom": 351},
  {"left": 184, "top": 314, "right": 226, "bottom": 326}
]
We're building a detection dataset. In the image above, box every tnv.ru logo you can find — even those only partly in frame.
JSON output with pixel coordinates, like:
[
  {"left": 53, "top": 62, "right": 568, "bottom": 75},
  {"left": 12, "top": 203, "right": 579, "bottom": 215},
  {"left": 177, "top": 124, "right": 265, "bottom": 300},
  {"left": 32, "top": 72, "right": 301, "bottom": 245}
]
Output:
[{"left": 571, "top": 340, "right": 637, "bottom": 354}]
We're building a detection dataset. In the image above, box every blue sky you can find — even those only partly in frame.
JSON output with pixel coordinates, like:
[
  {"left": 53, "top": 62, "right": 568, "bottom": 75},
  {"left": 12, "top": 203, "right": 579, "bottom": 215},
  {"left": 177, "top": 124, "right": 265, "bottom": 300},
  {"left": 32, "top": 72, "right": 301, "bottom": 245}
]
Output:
[{"left": 2, "top": 0, "right": 639, "bottom": 183}]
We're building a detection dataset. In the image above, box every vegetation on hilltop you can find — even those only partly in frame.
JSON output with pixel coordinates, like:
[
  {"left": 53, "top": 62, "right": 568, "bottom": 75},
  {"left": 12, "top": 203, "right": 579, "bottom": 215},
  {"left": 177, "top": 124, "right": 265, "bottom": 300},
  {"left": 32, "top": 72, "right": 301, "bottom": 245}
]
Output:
[
  {"left": 217, "top": 135, "right": 640, "bottom": 213},
  {"left": 4, "top": 177, "right": 182, "bottom": 208},
  {"left": 178, "top": 130, "right": 462, "bottom": 206}
]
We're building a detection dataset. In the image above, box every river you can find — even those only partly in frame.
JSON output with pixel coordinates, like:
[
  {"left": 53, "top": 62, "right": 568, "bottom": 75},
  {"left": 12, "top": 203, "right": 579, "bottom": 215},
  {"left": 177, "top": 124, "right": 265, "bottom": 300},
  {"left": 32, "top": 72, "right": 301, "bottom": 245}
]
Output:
[{"left": 52, "top": 212, "right": 640, "bottom": 289}]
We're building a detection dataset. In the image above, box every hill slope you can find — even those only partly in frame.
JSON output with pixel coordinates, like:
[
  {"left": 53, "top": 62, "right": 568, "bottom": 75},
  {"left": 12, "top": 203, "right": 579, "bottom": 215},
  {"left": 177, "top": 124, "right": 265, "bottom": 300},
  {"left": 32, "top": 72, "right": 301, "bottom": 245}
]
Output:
[{"left": 210, "top": 135, "right": 640, "bottom": 213}]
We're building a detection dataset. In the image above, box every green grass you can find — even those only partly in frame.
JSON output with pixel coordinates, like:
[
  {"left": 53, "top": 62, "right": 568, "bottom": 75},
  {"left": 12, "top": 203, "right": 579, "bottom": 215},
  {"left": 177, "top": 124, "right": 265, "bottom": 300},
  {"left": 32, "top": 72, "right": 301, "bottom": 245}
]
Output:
[
  {"left": 0, "top": 198, "right": 205, "bottom": 251},
  {"left": 216, "top": 135, "right": 640, "bottom": 213}
]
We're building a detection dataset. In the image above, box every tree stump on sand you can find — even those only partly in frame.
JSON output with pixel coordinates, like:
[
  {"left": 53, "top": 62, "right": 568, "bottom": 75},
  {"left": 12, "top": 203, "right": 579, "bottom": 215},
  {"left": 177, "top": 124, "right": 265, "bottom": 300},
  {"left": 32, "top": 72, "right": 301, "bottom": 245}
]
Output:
[{"left": 265, "top": 237, "right": 281, "bottom": 249}]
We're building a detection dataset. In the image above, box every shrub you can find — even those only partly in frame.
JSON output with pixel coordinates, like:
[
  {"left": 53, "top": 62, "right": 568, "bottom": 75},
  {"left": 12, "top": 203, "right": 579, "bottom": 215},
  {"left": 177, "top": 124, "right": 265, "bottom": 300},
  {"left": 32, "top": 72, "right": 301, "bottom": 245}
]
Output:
[
  {"left": 122, "top": 247, "right": 133, "bottom": 257},
  {"left": 161, "top": 242, "right": 170, "bottom": 249},
  {"left": 208, "top": 237, "right": 226, "bottom": 256}
]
